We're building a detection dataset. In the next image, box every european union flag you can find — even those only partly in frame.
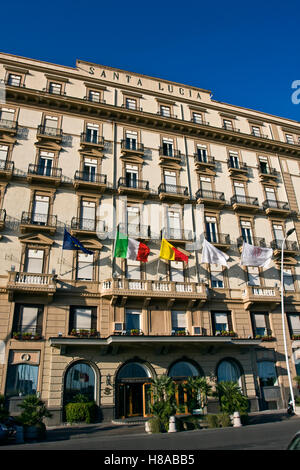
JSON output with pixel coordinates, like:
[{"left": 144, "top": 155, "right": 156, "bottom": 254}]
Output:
[{"left": 63, "top": 229, "right": 93, "bottom": 255}]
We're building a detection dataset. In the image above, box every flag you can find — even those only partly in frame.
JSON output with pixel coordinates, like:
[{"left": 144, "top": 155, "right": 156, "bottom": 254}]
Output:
[
  {"left": 240, "top": 242, "right": 273, "bottom": 267},
  {"left": 63, "top": 229, "right": 93, "bottom": 255},
  {"left": 159, "top": 238, "right": 189, "bottom": 262},
  {"left": 114, "top": 231, "right": 150, "bottom": 262},
  {"left": 201, "top": 238, "right": 229, "bottom": 266}
]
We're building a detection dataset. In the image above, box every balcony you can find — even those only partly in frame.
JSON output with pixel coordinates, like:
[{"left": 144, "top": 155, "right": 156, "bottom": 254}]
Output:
[
  {"left": 7, "top": 271, "right": 56, "bottom": 299},
  {"left": 231, "top": 195, "right": 259, "bottom": 213},
  {"left": 100, "top": 278, "right": 207, "bottom": 306},
  {"left": 121, "top": 140, "right": 145, "bottom": 157},
  {"left": 159, "top": 147, "right": 182, "bottom": 163},
  {"left": 157, "top": 111, "right": 178, "bottom": 119},
  {"left": 270, "top": 239, "right": 299, "bottom": 257},
  {"left": 158, "top": 183, "right": 189, "bottom": 202},
  {"left": 0, "top": 209, "right": 6, "bottom": 231},
  {"left": 20, "top": 212, "right": 57, "bottom": 234},
  {"left": 27, "top": 164, "right": 62, "bottom": 186},
  {"left": 71, "top": 217, "right": 103, "bottom": 236},
  {"left": 227, "top": 160, "right": 248, "bottom": 176},
  {"left": 262, "top": 200, "right": 291, "bottom": 217},
  {"left": 0, "top": 119, "right": 18, "bottom": 136},
  {"left": 237, "top": 236, "right": 267, "bottom": 251},
  {"left": 206, "top": 232, "right": 231, "bottom": 251},
  {"left": 0, "top": 160, "right": 14, "bottom": 180},
  {"left": 258, "top": 165, "right": 277, "bottom": 182},
  {"left": 195, "top": 189, "right": 226, "bottom": 209},
  {"left": 162, "top": 227, "right": 193, "bottom": 243},
  {"left": 80, "top": 132, "right": 105, "bottom": 151},
  {"left": 36, "top": 124, "right": 62, "bottom": 143},
  {"left": 74, "top": 171, "right": 107, "bottom": 193},
  {"left": 119, "top": 223, "right": 150, "bottom": 240},
  {"left": 242, "top": 285, "right": 281, "bottom": 310},
  {"left": 194, "top": 154, "right": 216, "bottom": 172},
  {"left": 118, "top": 177, "right": 150, "bottom": 198}
]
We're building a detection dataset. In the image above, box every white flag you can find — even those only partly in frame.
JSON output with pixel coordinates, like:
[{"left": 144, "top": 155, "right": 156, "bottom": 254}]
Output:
[
  {"left": 201, "top": 239, "right": 229, "bottom": 266},
  {"left": 240, "top": 242, "right": 273, "bottom": 267}
]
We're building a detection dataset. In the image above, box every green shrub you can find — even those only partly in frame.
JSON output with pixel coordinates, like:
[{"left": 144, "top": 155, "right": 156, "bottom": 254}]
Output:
[
  {"left": 0, "top": 394, "right": 9, "bottom": 422},
  {"left": 18, "top": 394, "right": 52, "bottom": 426},
  {"left": 65, "top": 401, "right": 97, "bottom": 424},
  {"left": 218, "top": 412, "right": 232, "bottom": 428},
  {"left": 148, "top": 416, "right": 164, "bottom": 433},
  {"left": 215, "top": 381, "right": 249, "bottom": 414},
  {"left": 206, "top": 414, "right": 219, "bottom": 428},
  {"left": 295, "top": 396, "right": 300, "bottom": 405}
]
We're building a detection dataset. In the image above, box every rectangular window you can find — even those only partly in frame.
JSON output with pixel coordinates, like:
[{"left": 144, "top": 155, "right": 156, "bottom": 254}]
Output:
[
  {"left": 125, "top": 164, "right": 138, "bottom": 188},
  {"left": 265, "top": 187, "right": 277, "bottom": 207},
  {"left": 205, "top": 216, "right": 218, "bottom": 243},
  {"left": 0, "top": 145, "right": 9, "bottom": 162},
  {"left": 77, "top": 253, "right": 94, "bottom": 281},
  {"left": 86, "top": 123, "right": 99, "bottom": 143},
  {"left": 252, "top": 126, "right": 261, "bottom": 136},
  {"left": 241, "top": 220, "right": 253, "bottom": 244},
  {"left": 125, "top": 130, "right": 138, "bottom": 150},
  {"left": 229, "top": 151, "right": 240, "bottom": 168},
  {"left": 167, "top": 209, "right": 181, "bottom": 237},
  {"left": 258, "top": 156, "right": 269, "bottom": 174},
  {"left": 285, "top": 134, "right": 294, "bottom": 144},
  {"left": 273, "top": 224, "right": 284, "bottom": 242},
  {"left": 125, "top": 309, "right": 141, "bottom": 331},
  {"left": 0, "top": 107, "right": 15, "bottom": 121},
  {"left": 193, "top": 112, "right": 203, "bottom": 124},
  {"left": 164, "top": 170, "right": 177, "bottom": 188},
  {"left": 160, "top": 105, "right": 171, "bottom": 117},
  {"left": 126, "top": 98, "right": 137, "bottom": 110},
  {"left": 126, "top": 259, "right": 141, "bottom": 280},
  {"left": 223, "top": 119, "right": 233, "bottom": 130},
  {"left": 73, "top": 307, "right": 92, "bottom": 330},
  {"left": 38, "top": 151, "right": 54, "bottom": 176},
  {"left": 88, "top": 90, "right": 100, "bottom": 102},
  {"left": 196, "top": 144, "right": 207, "bottom": 162},
  {"left": 162, "top": 138, "right": 174, "bottom": 156},
  {"left": 80, "top": 201, "right": 96, "bottom": 230},
  {"left": 283, "top": 268, "right": 295, "bottom": 291},
  {"left": 25, "top": 249, "right": 44, "bottom": 273},
  {"left": 83, "top": 158, "right": 97, "bottom": 182},
  {"left": 288, "top": 314, "right": 300, "bottom": 337},
  {"left": 200, "top": 176, "right": 212, "bottom": 192},
  {"left": 13, "top": 304, "right": 43, "bottom": 336},
  {"left": 252, "top": 313, "right": 268, "bottom": 337},
  {"left": 7, "top": 74, "right": 21, "bottom": 86},
  {"left": 210, "top": 265, "right": 224, "bottom": 288},
  {"left": 213, "top": 312, "right": 229, "bottom": 334},
  {"left": 32, "top": 195, "right": 49, "bottom": 225},
  {"left": 127, "top": 206, "right": 139, "bottom": 226},
  {"left": 247, "top": 267, "right": 260, "bottom": 286},
  {"left": 234, "top": 182, "right": 246, "bottom": 203},
  {"left": 49, "top": 82, "right": 62, "bottom": 95},
  {"left": 171, "top": 310, "right": 187, "bottom": 333},
  {"left": 44, "top": 115, "right": 58, "bottom": 135},
  {"left": 170, "top": 261, "right": 184, "bottom": 282}
]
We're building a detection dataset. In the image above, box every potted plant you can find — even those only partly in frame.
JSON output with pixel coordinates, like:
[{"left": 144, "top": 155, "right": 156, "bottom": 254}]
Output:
[
  {"left": 175, "top": 330, "right": 187, "bottom": 336},
  {"left": 130, "top": 329, "right": 140, "bottom": 336},
  {"left": 17, "top": 394, "right": 52, "bottom": 441}
]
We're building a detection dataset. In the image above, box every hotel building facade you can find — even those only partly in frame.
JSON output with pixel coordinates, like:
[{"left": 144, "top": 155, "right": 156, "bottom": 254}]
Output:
[{"left": 0, "top": 52, "right": 299, "bottom": 424}]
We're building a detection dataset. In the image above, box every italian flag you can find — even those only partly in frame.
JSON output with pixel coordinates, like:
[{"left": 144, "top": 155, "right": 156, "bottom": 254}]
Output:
[{"left": 114, "top": 231, "right": 150, "bottom": 262}]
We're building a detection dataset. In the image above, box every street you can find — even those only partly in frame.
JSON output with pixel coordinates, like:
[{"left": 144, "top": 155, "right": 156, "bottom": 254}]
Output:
[{"left": 1, "top": 416, "right": 300, "bottom": 451}]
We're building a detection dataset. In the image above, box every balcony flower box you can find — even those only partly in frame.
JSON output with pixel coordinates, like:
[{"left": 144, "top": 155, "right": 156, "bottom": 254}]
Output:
[
  {"left": 70, "top": 329, "right": 98, "bottom": 338},
  {"left": 292, "top": 334, "right": 300, "bottom": 340},
  {"left": 175, "top": 330, "right": 188, "bottom": 336},
  {"left": 216, "top": 330, "right": 237, "bottom": 337},
  {"left": 255, "top": 335, "right": 275, "bottom": 342},
  {"left": 13, "top": 332, "right": 42, "bottom": 341},
  {"left": 129, "top": 329, "right": 144, "bottom": 336}
]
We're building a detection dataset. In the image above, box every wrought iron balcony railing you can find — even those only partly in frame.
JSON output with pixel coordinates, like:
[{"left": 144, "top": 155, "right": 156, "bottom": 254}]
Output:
[
  {"left": 118, "top": 177, "right": 149, "bottom": 190},
  {"left": 80, "top": 132, "right": 104, "bottom": 146},
  {"left": 0, "top": 160, "right": 14, "bottom": 172},
  {"left": 237, "top": 236, "right": 267, "bottom": 248},
  {"left": 37, "top": 124, "right": 62, "bottom": 137},
  {"left": 121, "top": 140, "right": 144, "bottom": 153},
  {"left": 162, "top": 227, "right": 193, "bottom": 241},
  {"left": 206, "top": 232, "right": 231, "bottom": 245},
  {"left": 231, "top": 195, "right": 259, "bottom": 206},
  {"left": 196, "top": 189, "right": 225, "bottom": 201},
  {"left": 158, "top": 183, "right": 188, "bottom": 196},
  {"left": 119, "top": 223, "right": 150, "bottom": 238},
  {"left": 227, "top": 160, "right": 248, "bottom": 171},
  {"left": 262, "top": 200, "right": 290, "bottom": 211},
  {"left": 270, "top": 239, "right": 299, "bottom": 251},
  {"left": 0, "top": 119, "right": 18, "bottom": 130},
  {"left": 159, "top": 147, "right": 182, "bottom": 159},
  {"left": 21, "top": 212, "right": 57, "bottom": 227},
  {"left": 194, "top": 153, "right": 215, "bottom": 164},
  {"left": 71, "top": 217, "right": 101, "bottom": 232},
  {"left": 74, "top": 171, "right": 107, "bottom": 184},
  {"left": 28, "top": 164, "right": 62, "bottom": 178}
]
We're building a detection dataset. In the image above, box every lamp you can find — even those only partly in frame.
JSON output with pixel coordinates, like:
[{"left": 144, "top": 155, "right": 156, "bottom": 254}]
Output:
[{"left": 281, "top": 227, "right": 296, "bottom": 412}]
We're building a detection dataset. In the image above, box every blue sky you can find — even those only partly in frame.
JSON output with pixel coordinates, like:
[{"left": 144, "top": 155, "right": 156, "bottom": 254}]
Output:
[{"left": 1, "top": 0, "right": 300, "bottom": 121}]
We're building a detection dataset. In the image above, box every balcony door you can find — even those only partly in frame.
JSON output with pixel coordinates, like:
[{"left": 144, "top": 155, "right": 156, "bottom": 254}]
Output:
[
  {"left": 241, "top": 220, "right": 253, "bottom": 245},
  {"left": 229, "top": 151, "right": 239, "bottom": 168},
  {"left": 125, "top": 130, "right": 137, "bottom": 150},
  {"left": 86, "top": 123, "right": 99, "bottom": 143},
  {"left": 196, "top": 144, "right": 207, "bottom": 163},
  {"left": 162, "top": 138, "right": 174, "bottom": 156},
  {"left": 80, "top": 201, "right": 96, "bottom": 230},
  {"left": 265, "top": 187, "right": 277, "bottom": 208},
  {"left": 44, "top": 115, "right": 58, "bottom": 135},
  {"left": 206, "top": 216, "right": 218, "bottom": 243},
  {"left": 164, "top": 170, "right": 177, "bottom": 193},
  {"left": 234, "top": 182, "right": 246, "bottom": 203},
  {"left": 171, "top": 310, "right": 187, "bottom": 334},
  {"left": 25, "top": 249, "right": 44, "bottom": 274},
  {"left": 32, "top": 195, "right": 49, "bottom": 225},
  {"left": 167, "top": 209, "right": 181, "bottom": 238},
  {"left": 38, "top": 151, "right": 54, "bottom": 176},
  {"left": 83, "top": 158, "right": 97, "bottom": 182},
  {"left": 170, "top": 261, "right": 184, "bottom": 282},
  {"left": 125, "top": 164, "right": 138, "bottom": 188}
]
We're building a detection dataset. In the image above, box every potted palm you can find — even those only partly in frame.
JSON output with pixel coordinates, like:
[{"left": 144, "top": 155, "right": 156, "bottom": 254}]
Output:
[{"left": 18, "top": 394, "right": 52, "bottom": 441}]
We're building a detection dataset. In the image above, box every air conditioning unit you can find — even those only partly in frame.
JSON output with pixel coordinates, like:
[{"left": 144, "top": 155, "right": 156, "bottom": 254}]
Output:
[
  {"left": 193, "top": 326, "right": 202, "bottom": 336},
  {"left": 114, "top": 322, "right": 124, "bottom": 333}
]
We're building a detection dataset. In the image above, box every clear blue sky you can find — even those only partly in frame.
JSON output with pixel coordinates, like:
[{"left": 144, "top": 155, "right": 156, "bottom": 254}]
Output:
[{"left": 1, "top": 0, "right": 300, "bottom": 121}]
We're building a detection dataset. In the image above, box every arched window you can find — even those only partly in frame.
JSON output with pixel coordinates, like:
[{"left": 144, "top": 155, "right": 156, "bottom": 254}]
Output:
[
  {"left": 257, "top": 361, "right": 278, "bottom": 387},
  {"left": 217, "top": 359, "right": 241, "bottom": 384},
  {"left": 117, "top": 362, "right": 151, "bottom": 379},
  {"left": 169, "top": 361, "right": 200, "bottom": 379},
  {"left": 64, "top": 362, "right": 96, "bottom": 403}
]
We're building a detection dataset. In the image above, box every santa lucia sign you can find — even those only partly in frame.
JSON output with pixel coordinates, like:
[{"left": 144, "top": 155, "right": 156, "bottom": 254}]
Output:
[{"left": 77, "top": 59, "right": 211, "bottom": 102}]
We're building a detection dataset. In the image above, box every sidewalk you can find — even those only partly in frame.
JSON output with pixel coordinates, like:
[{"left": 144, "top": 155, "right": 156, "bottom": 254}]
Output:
[{"left": 45, "top": 409, "right": 299, "bottom": 443}]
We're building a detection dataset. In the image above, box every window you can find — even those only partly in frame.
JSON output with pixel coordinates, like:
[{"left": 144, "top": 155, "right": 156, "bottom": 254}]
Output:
[
  {"left": 213, "top": 312, "right": 229, "bottom": 333},
  {"left": 196, "top": 144, "right": 207, "bottom": 162},
  {"left": 125, "top": 164, "right": 138, "bottom": 188},
  {"left": 164, "top": 170, "right": 177, "bottom": 189},
  {"left": 167, "top": 209, "right": 181, "bottom": 238},
  {"left": 258, "top": 156, "right": 269, "bottom": 174},
  {"left": 0, "top": 145, "right": 9, "bottom": 163},
  {"left": 13, "top": 304, "right": 43, "bottom": 335},
  {"left": 200, "top": 176, "right": 212, "bottom": 195},
  {"left": 83, "top": 158, "right": 97, "bottom": 182},
  {"left": 77, "top": 253, "right": 94, "bottom": 280},
  {"left": 72, "top": 307, "right": 92, "bottom": 330},
  {"left": 0, "top": 107, "right": 15, "bottom": 122},
  {"left": 223, "top": 119, "right": 233, "bottom": 130},
  {"left": 25, "top": 249, "right": 44, "bottom": 273},
  {"left": 285, "top": 134, "right": 294, "bottom": 144},
  {"left": 127, "top": 206, "right": 140, "bottom": 233},
  {"left": 192, "top": 112, "right": 203, "bottom": 124},
  {"left": 125, "top": 130, "right": 138, "bottom": 150},
  {"left": 6, "top": 363, "right": 39, "bottom": 398},
  {"left": 38, "top": 151, "right": 54, "bottom": 176},
  {"left": 247, "top": 267, "right": 260, "bottom": 286},
  {"left": 160, "top": 105, "right": 171, "bottom": 117},
  {"left": 283, "top": 268, "right": 295, "bottom": 291},
  {"left": 88, "top": 90, "right": 100, "bottom": 102},
  {"left": 43, "top": 115, "right": 58, "bottom": 135},
  {"left": 49, "top": 82, "right": 62, "bottom": 95},
  {"left": 86, "top": 123, "right": 99, "bottom": 143},
  {"left": 234, "top": 182, "right": 246, "bottom": 203},
  {"left": 80, "top": 200, "right": 96, "bottom": 230},
  {"left": 273, "top": 224, "right": 284, "bottom": 242},
  {"left": 265, "top": 187, "right": 277, "bottom": 207},
  {"left": 7, "top": 74, "right": 21, "bottom": 86},
  {"left": 32, "top": 195, "right": 50, "bottom": 225},
  {"left": 217, "top": 359, "right": 240, "bottom": 383},
  {"left": 205, "top": 216, "right": 218, "bottom": 243},
  {"left": 125, "top": 98, "right": 137, "bottom": 110},
  {"left": 241, "top": 220, "right": 253, "bottom": 244},
  {"left": 251, "top": 312, "right": 269, "bottom": 337},
  {"left": 252, "top": 126, "right": 261, "bottom": 137},
  {"left": 257, "top": 361, "right": 278, "bottom": 387},
  {"left": 229, "top": 151, "right": 240, "bottom": 168},
  {"left": 210, "top": 265, "right": 224, "bottom": 288},
  {"left": 64, "top": 362, "right": 95, "bottom": 403},
  {"left": 125, "top": 309, "right": 141, "bottom": 332},
  {"left": 171, "top": 310, "right": 187, "bottom": 333},
  {"left": 288, "top": 314, "right": 300, "bottom": 337},
  {"left": 162, "top": 138, "right": 174, "bottom": 156},
  {"left": 170, "top": 260, "right": 184, "bottom": 282},
  {"left": 126, "top": 259, "right": 141, "bottom": 280}
]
